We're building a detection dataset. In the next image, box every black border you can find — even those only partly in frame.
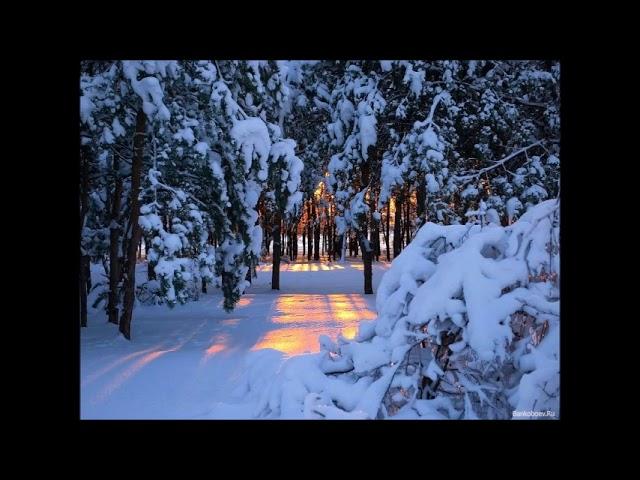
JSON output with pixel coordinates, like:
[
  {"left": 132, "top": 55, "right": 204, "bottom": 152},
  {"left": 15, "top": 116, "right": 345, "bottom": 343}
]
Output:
[{"left": 45, "top": 41, "right": 582, "bottom": 447}]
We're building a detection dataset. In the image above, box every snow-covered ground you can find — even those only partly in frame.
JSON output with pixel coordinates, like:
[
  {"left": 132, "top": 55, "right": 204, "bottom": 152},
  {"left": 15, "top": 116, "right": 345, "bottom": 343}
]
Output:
[{"left": 81, "top": 258, "right": 390, "bottom": 419}]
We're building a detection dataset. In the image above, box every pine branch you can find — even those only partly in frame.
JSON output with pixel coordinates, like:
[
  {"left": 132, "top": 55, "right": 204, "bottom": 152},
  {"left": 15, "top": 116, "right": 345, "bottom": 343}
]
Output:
[{"left": 454, "top": 141, "right": 543, "bottom": 186}]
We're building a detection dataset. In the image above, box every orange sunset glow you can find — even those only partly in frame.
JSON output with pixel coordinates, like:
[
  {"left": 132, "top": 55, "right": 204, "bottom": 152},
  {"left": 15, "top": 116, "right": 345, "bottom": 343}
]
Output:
[{"left": 252, "top": 293, "right": 377, "bottom": 356}]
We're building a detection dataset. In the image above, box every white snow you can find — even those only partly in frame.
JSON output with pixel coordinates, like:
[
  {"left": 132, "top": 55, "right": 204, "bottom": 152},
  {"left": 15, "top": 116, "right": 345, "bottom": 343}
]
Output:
[
  {"left": 122, "top": 61, "right": 171, "bottom": 121},
  {"left": 357, "top": 103, "right": 377, "bottom": 160},
  {"left": 80, "top": 95, "right": 95, "bottom": 126},
  {"left": 112, "top": 117, "right": 126, "bottom": 137},
  {"left": 82, "top": 200, "right": 558, "bottom": 420},
  {"left": 173, "top": 127, "right": 195, "bottom": 145},
  {"left": 194, "top": 142, "right": 209, "bottom": 156},
  {"left": 81, "top": 259, "right": 390, "bottom": 419},
  {"left": 380, "top": 60, "right": 393, "bottom": 72},
  {"left": 233, "top": 200, "right": 558, "bottom": 419},
  {"left": 230, "top": 118, "right": 272, "bottom": 174}
]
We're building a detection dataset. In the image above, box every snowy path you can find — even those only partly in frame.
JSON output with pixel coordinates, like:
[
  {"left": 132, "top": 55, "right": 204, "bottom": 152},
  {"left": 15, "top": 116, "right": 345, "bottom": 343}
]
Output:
[{"left": 81, "top": 259, "right": 390, "bottom": 419}]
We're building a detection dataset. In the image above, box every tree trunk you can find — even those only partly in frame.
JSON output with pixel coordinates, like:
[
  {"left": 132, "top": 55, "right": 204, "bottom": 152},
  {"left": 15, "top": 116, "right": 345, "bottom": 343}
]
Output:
[
  {"left": 147, "top": 239, "right": 156, "bottom": 280},
  {"left": 359, "top": 234, "right": 373, "bottom": 294},
  {"left": 384, "top": 202, "right": 391, "bottom": 261},
  {"left": 272, "top": 211, "right": 281, "bottom": 290},
  {"left": 359, "top": 161, "right": 373, "bottom": 294},
  {"left": 290, "top": 225, "right": 295, "bottom": 259},
  {"left": 312, "top": 201, "right": 320, "bottom": 261},
  {"left": 119, "top": 109, "right": 146, "bottom": 340},
  {"left": 85, "top": 258, "right": 92, "bottom": 293},
  {"left": 293, "top": 225, "right": 298, "bottom": 260},
  {"left": 281, "top": 220, "right": 285, "bottom": 256},
  {"left": 416, "top": 177, "right": 427, "bottom": 233},
  {"left": 245, "top": 262, "right": 253, "bottom": 285},
  {"left": 107, "top": 148, "right": 123, "bottom": 325},
  {"left": 404, "top": 197, "right": 411, "bottom": 248},
  {"left": 302, "top": 229, "right": 306, "bottom": 257},
  {"left": 370, "top": 191, "right": 380, "bottom": 262},
  {"left": 331, "top": 225, "right": 335, "bottom": 261},
  {"left": 307, "top": 200, "right": 313, "bottom": 261},
  {"left": 393, "top": 192, "right": 403, "bottom": 258}
]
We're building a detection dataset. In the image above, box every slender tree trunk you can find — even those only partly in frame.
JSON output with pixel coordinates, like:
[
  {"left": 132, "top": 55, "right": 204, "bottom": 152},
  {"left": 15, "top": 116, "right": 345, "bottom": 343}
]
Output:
[
  {"left": 307, "top": 201, "right": 313, "bottom": 261},
  {"left": 416, "top": 177, "right": 427, "bottom": 233},
  {"left": 272, "top": 211, "right": 281, "bottom": 290},
  {"left": 302, "top": 229, "right": 306, "bottom": 257},
  {"left": 107, "top": 149, "right": 123, "bottom": 325},
  {"left": 147, "top": 237, "right": 156, "bottom": 281},
  {"left": 85, "top": 258, "right": 92, "bottom": 293},
  {"left": 384, "top": 202, "right": 391, "bottom": 261},
  {"left": 202, "top": 277, "right": 207, "bottom": 294},
  {"left": 328, "top": 212, "right": 334, "bottom": 261},
  {"left": 313, "top": 201, "right": 320, "bottom": 261},
  {"left": 370, "top": 190, "right": 380, "bottom": 262},
  {"left": 359, "top": 161, "right": 373, "bottom": 294},
  {"left": 393, "top": 192, "right": 403, "bottom": 258},
  {"left": 358, "top": 233, "right": 373, "bottom": 294},
  {"left": 262, "top": 223, "right": 267, "bottom": 254},
  {"left": 290, "top": 225, "right": 295, "bottom": 259},
  {"left": 119, "top": 109, "right": 146, "bottom": 340},
  {"left": 293, "top": 225, "right": 298, "bottom": 260},
  {"left": 404, "top": 197, "right": 411, "bottom": 247},
  {"left": 245, "top": 262, "right": 253, "bottom": 284},
  {"left": 285, "top": 225, "right": 289, "bottom": 259},
  {"left": 281, "top": 221, "right": 286, "bottom": 257},
  {"left": 286, "top": 225, "right": 290, "bottom": 259}
]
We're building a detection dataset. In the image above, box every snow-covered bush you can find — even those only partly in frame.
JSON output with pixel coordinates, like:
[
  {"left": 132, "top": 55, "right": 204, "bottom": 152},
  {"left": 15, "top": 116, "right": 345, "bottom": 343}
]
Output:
[{"left": 246, "top": 199, "right": 559, "bottom": 419}]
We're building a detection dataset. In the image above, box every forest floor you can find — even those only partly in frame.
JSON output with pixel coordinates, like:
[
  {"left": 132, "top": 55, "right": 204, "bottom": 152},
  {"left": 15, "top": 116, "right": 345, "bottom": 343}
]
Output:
[{"left": 80, "top": 257, "right": 390, "bottom": 419}]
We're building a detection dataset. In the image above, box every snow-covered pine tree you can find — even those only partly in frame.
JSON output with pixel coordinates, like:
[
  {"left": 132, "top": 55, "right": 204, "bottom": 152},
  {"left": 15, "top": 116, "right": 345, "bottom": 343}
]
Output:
[
  {"left": 117, "top": 61, "right": 175, "bottom": 339},
  {"left": 81, "top": 61, "right": 131, "bottom": 325},
  {"left": 80, "top": 60, "right": 173, "bottom": 336},
  {"left": 379, "top": 90, "right": 451, "bottom": 234},
  {"left": 265, "top": 134, "right": 303, "bottom": 289},
  {"left": 208, "top": 77, "right": 271, "bottom": 311},
  {"left": 326, "top": 61, "right": 387, "bottom": 293},
  {"left": 282, "top": 61, "right": 338, "bottom": 260},
  {"left": 221, "top": 61, "right": 305, "bottom": 288},
  {"left": 437, "top": 60, "right": 560, "bottom": 224},
  {"left": 81, "top": 60, "right": 272, "bottom": 335},
  {"left": 138, "top": 61, "right": 222, "bottom": 308},
  {"left": 81, "top": 59, "right": 560, "bottom": 341}
]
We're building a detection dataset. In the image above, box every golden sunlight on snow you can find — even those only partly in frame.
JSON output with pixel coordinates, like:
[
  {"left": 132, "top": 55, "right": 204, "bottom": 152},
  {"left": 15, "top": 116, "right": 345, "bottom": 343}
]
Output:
[{"left": 252, "top": 293, "right": 376, "bottom": 356}]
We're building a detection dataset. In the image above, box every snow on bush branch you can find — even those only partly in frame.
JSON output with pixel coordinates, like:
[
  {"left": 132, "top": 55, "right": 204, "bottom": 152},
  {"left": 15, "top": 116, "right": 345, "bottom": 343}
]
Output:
[{"left": 240, "top": 199, "right": 559, "bottom": 419}]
